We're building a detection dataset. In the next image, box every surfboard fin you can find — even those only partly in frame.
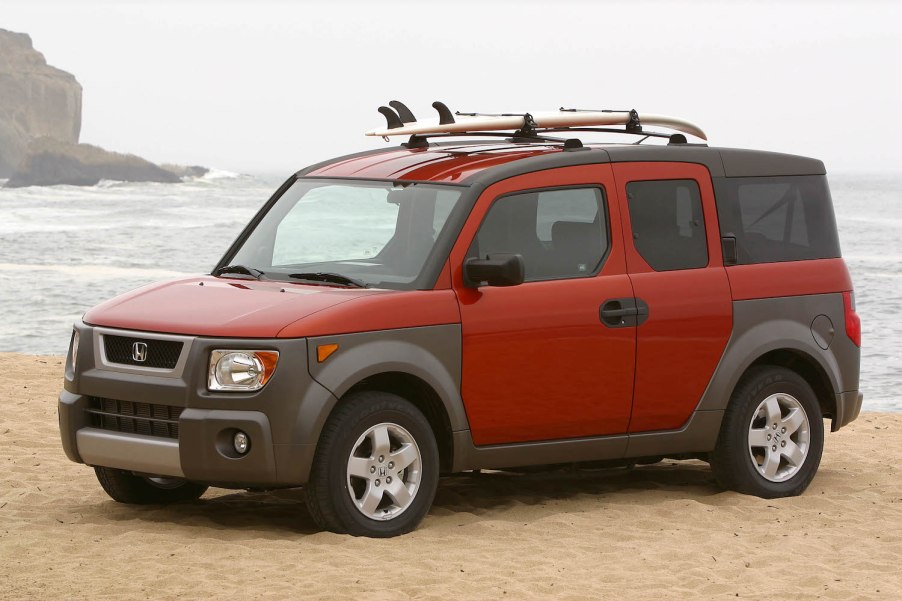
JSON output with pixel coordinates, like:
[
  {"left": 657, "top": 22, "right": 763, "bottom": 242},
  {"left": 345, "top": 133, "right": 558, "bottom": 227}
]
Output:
[
  {"left": 378, "top": 106, "right": 404, "bottom": 130},
  {"left": 432, "top": 101, "right": 455, "bottom": 125},
  {"left": 389, "top": 100, "right": 417, "bottom": 124}
]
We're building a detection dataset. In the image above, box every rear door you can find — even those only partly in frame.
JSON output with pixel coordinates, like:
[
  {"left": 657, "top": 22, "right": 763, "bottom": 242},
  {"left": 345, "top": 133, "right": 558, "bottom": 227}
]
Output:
[
  {"left": 451, "top": 164, "right": 637, "bottom": 445},
  {"left": 611, "top": 162, "right": 733, "bottom": 433}
]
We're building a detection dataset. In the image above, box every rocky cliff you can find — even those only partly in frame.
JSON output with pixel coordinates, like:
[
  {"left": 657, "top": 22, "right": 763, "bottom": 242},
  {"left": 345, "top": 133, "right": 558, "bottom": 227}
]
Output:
[
  {"left": 0, "top": 29, "right": 82, "bottom": 177},
  {"left": 5, "top": 138, "right": 181, "bottom": 187},
  {"left": 0, "top": 28, "right": 205, "bottom": 186}
]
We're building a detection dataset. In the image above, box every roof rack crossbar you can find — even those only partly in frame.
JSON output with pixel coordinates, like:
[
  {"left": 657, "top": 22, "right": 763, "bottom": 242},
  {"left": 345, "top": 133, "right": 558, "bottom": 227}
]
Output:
[{"left": 402, "top": 131, "right": 570, "bottom": 149}]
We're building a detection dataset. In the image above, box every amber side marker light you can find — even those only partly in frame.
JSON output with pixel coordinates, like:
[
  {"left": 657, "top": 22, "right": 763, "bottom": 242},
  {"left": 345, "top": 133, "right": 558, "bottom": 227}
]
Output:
[{"left": 317, "top": 343, "right": 339, "bottom": 363}]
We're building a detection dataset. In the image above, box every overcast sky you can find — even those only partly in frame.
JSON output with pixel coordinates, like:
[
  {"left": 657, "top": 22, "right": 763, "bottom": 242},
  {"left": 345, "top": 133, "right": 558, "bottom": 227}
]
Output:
[{"left": 4, "top": 1, "right": 901, "bottom": 174}]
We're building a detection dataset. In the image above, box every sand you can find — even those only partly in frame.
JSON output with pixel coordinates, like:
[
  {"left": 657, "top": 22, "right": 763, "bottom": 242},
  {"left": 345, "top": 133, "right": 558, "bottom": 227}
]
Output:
[{"left": 1, "top": 353, "right": 900, "bottom": 600}]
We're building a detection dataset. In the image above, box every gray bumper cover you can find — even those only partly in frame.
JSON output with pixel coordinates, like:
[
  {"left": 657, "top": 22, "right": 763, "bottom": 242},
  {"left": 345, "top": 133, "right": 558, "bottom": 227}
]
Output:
[{"left": 60, "top": 323, "right": 333, "bottom": 487}]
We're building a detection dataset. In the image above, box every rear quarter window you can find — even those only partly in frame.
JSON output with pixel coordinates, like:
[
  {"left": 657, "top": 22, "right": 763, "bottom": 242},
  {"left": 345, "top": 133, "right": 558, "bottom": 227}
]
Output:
[{"left": 714, "top": 175, "right": 840, "bottom": 264}]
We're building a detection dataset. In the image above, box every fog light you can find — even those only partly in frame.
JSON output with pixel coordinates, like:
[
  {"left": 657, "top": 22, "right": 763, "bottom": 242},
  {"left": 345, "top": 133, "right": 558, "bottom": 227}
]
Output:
[{"left": 233, "top": 431, "right": 250, "bottom": 454}]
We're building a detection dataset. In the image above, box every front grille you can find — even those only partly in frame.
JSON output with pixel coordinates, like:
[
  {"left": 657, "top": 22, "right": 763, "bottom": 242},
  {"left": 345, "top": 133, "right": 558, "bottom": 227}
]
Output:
[
  {"left": 103, "top": 335, "right": 183, "bottom": 369},
  {"left": 86, "top": 397, "right": 183, "bottom": 439}
]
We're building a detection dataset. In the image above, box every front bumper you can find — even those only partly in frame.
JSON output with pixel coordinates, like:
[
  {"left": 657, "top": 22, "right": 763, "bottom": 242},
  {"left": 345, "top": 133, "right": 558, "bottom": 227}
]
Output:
[{"left": 59, "top": 321, "right": 338, "bottom": 488}]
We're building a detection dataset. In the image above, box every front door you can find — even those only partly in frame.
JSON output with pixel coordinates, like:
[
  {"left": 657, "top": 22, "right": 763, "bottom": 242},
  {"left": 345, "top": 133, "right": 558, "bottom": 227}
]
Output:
[
  {"left": 611, "top": 162, "right": 733, "bottom": 433},
  {"left": 451, "top": 165, "right": 636, "bottom": 445}
]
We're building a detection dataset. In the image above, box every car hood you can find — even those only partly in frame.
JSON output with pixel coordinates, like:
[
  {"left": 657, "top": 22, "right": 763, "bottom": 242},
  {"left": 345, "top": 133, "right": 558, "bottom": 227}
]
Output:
[{"left": 82, "top": 276, "right": 388, "bottom": 338}]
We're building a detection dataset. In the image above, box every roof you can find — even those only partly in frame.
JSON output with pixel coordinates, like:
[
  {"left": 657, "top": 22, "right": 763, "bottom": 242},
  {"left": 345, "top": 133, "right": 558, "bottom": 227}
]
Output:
[
  {"left": 302, "top": 142, "right": 563, "bottom": 184},
  {"left": 299, "top": 140, "right": 826, "bottom": 184}
]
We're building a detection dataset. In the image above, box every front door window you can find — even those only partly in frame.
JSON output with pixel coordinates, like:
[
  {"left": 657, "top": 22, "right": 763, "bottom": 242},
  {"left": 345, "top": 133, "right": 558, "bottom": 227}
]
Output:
[{"left": 472, "top": 187, "right": 609, "bottom": 281}]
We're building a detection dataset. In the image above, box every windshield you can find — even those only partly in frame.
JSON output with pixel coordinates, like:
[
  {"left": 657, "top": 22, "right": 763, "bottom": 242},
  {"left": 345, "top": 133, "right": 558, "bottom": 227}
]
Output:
[{"left": 224, "top": 179, "right": 465, "bottom": 289}]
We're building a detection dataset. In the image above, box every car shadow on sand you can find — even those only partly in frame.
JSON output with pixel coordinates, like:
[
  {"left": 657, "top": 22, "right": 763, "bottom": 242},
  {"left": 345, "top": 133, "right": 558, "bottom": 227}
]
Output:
[
  {"left": 434, "top": 459, "right": 721, "bottom": 514},
  {"left": 68, "top": 459, "right": 725, "bottom": 536}
]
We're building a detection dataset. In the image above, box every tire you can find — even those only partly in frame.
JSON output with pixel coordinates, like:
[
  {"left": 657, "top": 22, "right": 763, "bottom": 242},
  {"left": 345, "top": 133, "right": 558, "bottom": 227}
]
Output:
[
  {"left": 304, "top": 391, "right": 439, "bottom": 537},
  {"left": 94, "top": 467, "right": 208, "bottom": 504},
  {"left": 710, "top": 366, "right": 824, "bottom": 498}
]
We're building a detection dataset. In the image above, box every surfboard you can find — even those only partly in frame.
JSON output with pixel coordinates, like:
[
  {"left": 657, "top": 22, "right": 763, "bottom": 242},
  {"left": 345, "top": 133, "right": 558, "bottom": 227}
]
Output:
[{"left": 366, "top": 108, "right": 707, "bottom": 141}]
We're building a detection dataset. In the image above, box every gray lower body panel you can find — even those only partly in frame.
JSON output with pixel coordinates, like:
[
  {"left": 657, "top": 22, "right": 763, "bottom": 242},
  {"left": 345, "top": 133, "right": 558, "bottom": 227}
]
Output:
[
  {"left": 624, "top": 410, "right": 723, "bottom": 457},
  {"left": 61, "top": 324, "right": 327, "bottom": 487},
  {"left": 695, "top": 294, "right": 861, "bottom": 427},
  {"left": 451, "top": 410, "right": 723, "bottom": 471},
  {"left": 60, "top": 391, "right": 306, "bottom": 487},
  {"left": 834, "top": 390, "right": 863, "bottom": 431},
  {"left": 76, "top": 428, "right": 183, "bottom": 477}
]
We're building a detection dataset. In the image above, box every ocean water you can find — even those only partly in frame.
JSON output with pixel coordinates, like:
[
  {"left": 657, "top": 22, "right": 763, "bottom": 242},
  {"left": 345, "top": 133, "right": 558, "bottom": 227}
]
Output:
[{"left": 0, "top": 171, "right": 898, "bottom": 411}]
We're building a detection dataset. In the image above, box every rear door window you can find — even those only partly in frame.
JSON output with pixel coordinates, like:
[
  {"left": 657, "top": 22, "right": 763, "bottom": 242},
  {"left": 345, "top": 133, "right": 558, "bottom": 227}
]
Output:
[{"left": 626, "top": 179, "right": 708, "bottom": 271}]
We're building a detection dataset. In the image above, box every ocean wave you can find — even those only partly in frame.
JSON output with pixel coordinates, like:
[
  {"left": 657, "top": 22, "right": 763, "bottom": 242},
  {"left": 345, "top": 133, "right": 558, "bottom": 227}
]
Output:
[
  {"left": 835, "top": 215, "right": 902, "bottom": 227},
  {"left": 0, "top": 262, "right": 193, "bottom": 279},
  {"left": 201, "top": 168, "right": 242, "bottom": 180},
  {"left": 845, "top": 254, "right": 902, "bottom": 263},
  {"left": 93, "top": 179, "right": 156, "bottom": 189}
]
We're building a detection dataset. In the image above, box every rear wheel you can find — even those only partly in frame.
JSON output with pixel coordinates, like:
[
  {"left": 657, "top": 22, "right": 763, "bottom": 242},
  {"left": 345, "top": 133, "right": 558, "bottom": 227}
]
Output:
[
  {"left": 305, "top": 391, "right": 439, "bottom": 537},
  {"left": 94, "top": 467, "right": 208, "bottom": 504},
  {"left": 710, "top": 366, "right": 824, "bottom": 498}
]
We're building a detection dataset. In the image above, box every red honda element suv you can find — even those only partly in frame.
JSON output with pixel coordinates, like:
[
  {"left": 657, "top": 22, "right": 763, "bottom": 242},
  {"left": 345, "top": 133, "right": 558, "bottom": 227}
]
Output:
[{"left": 59, "top": 104, "right": 862, "bottom": 537}]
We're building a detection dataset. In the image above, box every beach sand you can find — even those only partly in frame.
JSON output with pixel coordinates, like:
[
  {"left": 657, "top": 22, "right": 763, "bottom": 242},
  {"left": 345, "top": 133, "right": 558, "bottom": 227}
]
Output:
[{"left": 1, "top": 353, "right": 899, "bottom": 600}]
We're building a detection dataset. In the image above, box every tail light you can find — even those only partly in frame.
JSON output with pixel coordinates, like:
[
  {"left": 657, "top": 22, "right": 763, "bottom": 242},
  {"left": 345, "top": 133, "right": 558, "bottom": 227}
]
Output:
[{"left": 843, "top": 291, "right": 861, "bottom": 347}]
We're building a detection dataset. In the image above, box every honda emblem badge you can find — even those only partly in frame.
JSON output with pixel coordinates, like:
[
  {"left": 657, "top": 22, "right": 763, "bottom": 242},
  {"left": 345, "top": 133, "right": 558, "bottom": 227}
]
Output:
[{"left": 131, "top": 341, "right": 148, "bottom": 362}]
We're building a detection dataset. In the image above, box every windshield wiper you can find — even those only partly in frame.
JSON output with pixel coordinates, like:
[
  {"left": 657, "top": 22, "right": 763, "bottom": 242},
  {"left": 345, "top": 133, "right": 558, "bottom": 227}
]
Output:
[
  {"left": 287, "top": 272, "right": 368, "bottom": 288},
  {"left": 213, "top": 265, "right": 265, "bottom": 279}
]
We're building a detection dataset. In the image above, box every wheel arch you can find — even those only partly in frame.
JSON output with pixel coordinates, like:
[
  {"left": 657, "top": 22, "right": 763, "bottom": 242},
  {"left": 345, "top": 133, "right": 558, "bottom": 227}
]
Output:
[
  {"left": 302, "top": 326, "right": 467, "bottom": 473},
  {"left": 344, "top": 372, "right": 455, "bottom": 472},
  {"left": 697, "top": 317, "right": 841, "bottom": 418},
  {"left": 696, "top": 294, "right": 858, "bottom": 433},
  {"left": 746, "top": 349, "right": 836, "bottom": 422}
]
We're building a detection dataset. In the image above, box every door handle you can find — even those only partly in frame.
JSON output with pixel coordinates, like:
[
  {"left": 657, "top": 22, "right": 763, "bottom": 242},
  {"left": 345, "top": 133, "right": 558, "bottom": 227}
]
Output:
[
  {"left": 600, "top": 306, "right": 636, "bottom": 318},
  {"left": 600, "top": 298, "right": 649, "bottom": 328}
]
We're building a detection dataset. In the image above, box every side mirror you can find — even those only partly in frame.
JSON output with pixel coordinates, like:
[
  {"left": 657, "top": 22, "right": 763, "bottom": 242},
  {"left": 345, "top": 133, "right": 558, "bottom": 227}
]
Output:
[{"left": 464, "top": 253, "right": 525, "bottom": 288}]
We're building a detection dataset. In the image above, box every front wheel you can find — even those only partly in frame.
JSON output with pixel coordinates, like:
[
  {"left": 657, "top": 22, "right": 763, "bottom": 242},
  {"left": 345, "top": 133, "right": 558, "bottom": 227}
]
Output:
[
  {"left": 94, "top": 467, "right": 208, "bottom": 504},
  {"left": 710, "top": 366, "right": 824, "bottom": 498},
  {"left": 304, "top": 391, "right": 439, "bottom": 537}
]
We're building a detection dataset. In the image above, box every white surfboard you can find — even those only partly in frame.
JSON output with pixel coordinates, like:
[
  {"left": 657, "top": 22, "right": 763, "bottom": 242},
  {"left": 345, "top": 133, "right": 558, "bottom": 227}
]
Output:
[{"left": 366, "top": 109, "right": 707, "bottom": 141}]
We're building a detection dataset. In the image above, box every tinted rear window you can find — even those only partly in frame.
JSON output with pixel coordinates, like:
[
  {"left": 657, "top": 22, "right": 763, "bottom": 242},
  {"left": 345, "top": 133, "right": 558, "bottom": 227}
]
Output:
[{"left": 715, "top": 175, "right": 840, "bottom": 264}]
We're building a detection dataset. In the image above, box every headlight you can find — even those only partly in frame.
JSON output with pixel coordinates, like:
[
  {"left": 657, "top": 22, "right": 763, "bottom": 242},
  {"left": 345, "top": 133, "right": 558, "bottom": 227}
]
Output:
[
  {"left": 70, "top": 329, "right": 80, "bottom": 373},
  {"left": 208, "top": 350, "right": 279, "bottom": 391}
]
